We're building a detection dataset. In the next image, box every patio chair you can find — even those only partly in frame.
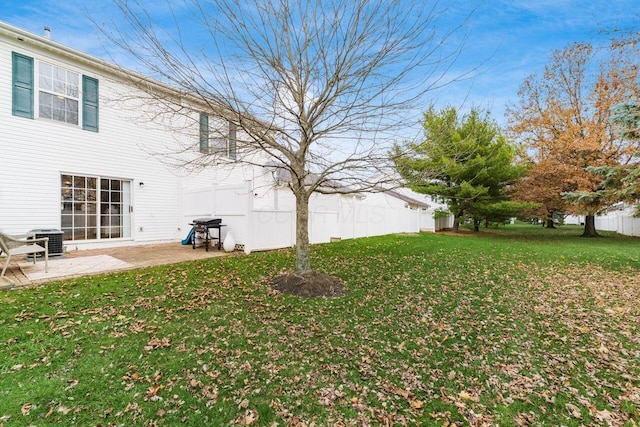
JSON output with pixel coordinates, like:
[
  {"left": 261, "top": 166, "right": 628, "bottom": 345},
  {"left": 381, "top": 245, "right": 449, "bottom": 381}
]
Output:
[{"left": 0, "top": 232, "right": 48, "bottom": 279}]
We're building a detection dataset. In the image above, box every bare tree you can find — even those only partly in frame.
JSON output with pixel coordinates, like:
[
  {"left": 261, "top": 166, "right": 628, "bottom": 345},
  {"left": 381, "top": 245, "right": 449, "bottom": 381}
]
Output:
[{"left": 96, "top": 0, "right": 474, "bottom": 274}]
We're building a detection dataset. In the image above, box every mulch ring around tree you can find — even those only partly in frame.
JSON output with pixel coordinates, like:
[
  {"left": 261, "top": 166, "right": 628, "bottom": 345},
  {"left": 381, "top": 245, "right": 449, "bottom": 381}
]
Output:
[{"left": 268, "top": 270, "right": 349, "bottom": 298}]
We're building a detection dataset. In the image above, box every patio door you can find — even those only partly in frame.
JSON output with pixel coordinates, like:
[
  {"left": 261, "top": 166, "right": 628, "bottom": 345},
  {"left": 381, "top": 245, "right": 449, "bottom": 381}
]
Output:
[{"left": 61, "top": 174, "right": 132, "bottom": 241}]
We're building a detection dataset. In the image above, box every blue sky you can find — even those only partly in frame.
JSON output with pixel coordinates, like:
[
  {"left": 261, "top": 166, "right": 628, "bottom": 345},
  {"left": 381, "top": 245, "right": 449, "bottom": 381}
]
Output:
[{"left": 1, "top": 0, "right": 638, "bottom": 125}]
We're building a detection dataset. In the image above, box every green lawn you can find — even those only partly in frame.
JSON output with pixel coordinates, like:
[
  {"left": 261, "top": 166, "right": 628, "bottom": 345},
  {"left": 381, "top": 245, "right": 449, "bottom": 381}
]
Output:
[{"left": 1, "top": 225, "right": 639, "bottom": 426}]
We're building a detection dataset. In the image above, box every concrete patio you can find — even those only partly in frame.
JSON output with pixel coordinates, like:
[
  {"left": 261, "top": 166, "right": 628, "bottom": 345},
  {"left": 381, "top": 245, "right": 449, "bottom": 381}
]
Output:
[{"left": 0, "top": 242, "right": 232, "bottom": 289}]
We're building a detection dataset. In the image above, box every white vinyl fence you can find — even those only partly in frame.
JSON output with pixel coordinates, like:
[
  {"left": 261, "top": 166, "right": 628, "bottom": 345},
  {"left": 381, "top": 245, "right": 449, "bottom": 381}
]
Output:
[
  {"left": 418, "top": 208, "right": 455, "bottom": 232},
  {"left": 617, "top": 213, "right": 640, "bottom": 237},
  {"left": 594, "top": 215, "right": 618, "bottom": 232},
  {"left": 569, "top": 209, "right": 640, "bottom": 237},
  {"left": 182, "top": 182, "right": 452, "bottom": 253}
]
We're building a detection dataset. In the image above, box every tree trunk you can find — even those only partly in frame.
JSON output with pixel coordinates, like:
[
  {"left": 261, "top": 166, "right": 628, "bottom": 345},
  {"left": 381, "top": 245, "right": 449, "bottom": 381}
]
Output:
[
  {"left": 581, "top": 214, "right": 600, "bottom": 237},
  {"left": 546, "top": 210, "right": 555, "bottom": 229},
  {"left": 473, "top": 219, "right": 480, "bottom": 232},
  {"left": 452, "top": 213, "right": 462, "bottom": 233},
  {"left": 295, "top": 191, "right": 311, "bottom": 273}
]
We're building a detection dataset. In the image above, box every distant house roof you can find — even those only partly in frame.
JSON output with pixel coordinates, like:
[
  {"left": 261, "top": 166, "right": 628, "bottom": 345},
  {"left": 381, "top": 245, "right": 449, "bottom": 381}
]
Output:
[{"left": 385, "top": 190, "right": 430, "bottom": 208}]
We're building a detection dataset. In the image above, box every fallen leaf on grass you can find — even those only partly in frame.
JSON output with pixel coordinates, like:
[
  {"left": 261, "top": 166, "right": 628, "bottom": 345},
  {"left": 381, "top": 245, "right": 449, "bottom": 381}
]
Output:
[
  {"left": 459, "top": 391, "right": 472, "bottom": 401},
  {"left": 236, "top": 409, "right": 259, "bottom": 425},
  {"left": 57, "top": 405, "right": 71, "bottom": 415},
  {"left": 410, "top": 400, "right": 424, "bottom": 409},
  {"left": 20, "top": 403, "right": 32, "bottom": 416},
  {"left": 64, "top": 380, "right": 79, "bottom": 391},
  {"left": 148, "top": 384, "right": 163, "bottom": 396},
  {"left": 565, "top": 403, "right": 582, "bottom": 419},
  {"left": 595, "top": 409, "right": 612, "bottom": 421}
]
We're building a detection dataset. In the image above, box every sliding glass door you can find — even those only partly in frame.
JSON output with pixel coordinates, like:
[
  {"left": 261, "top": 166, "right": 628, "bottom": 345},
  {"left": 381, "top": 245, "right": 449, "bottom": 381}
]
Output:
[{"left": 61, "top": 174, "right": 131, "bottom": 241}]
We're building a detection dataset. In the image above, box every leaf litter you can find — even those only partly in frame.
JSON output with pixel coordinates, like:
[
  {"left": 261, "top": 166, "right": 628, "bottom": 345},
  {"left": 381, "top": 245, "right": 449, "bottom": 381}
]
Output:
[{"left": 0, "top": 233, "right": 638, "bottom": 425}]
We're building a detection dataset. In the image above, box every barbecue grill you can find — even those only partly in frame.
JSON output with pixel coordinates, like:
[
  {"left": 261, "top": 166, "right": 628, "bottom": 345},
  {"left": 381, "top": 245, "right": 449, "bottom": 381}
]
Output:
[{"left": 189, "top": 217, "right": 225, "bottom": 251}]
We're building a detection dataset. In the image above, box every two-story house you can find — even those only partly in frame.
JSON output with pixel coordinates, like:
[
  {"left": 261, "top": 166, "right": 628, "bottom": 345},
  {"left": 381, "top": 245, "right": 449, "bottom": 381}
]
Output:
[{"left": 1, "top": 21, "right": 269, "bottom": 251}]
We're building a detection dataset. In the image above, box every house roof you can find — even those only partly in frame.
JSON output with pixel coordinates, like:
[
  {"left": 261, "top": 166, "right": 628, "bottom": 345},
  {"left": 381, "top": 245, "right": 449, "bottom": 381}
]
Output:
[
  {"left": 384, "top": 190, "right": 430, "bottom": 208},
  {"left": 1, "top": 21, "right": 162, "bottom": 88},
  {"left": 267, "top": 162, "right": 428, "bottom": 204},
  {"left": 0, "top": 21, "right": 233, "bottom": 118}
]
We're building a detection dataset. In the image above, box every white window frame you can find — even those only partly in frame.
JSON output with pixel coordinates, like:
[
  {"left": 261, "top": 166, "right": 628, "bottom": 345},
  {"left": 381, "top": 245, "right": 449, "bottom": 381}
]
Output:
[{"left": 36, "top": 61, "right": 81, "bottom": 126}]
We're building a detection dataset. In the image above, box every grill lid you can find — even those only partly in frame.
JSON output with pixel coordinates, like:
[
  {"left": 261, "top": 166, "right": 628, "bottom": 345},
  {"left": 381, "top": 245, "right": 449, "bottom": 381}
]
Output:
[{"left": 191, "top": 217, "right": 222, "bottom": 226}]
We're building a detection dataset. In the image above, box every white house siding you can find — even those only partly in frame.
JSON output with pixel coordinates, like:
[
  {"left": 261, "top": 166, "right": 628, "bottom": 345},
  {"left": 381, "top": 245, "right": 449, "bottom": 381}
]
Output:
[{"left": 0, "top": 24, "right": 235, "bottom": 249}]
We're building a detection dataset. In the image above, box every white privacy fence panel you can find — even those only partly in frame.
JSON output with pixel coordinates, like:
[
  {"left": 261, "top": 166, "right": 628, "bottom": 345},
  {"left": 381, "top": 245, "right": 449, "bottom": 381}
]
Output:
[
  {"left": 619, "top": 215, "right": 640, "bottom": 236},
  {"left": 214, "top": 185, "right": 250, "bottom": 215},
  {"left": 407, "top": 209, "right": 419, "bottom": 232},
  {"left": 365, "top": 204, "right": 388, "bottom": 237},
  {"left": 337, "top": 199, "right": 355, "bottom": 239},
  {"left": 217, "top": 214, "right": 246, "bottom": 245},
  {"left": 419, "top": 209, "right": 435, "bottom": 232},
  {"left": 595, "top": 215, "right": 618, "bottom": 232},
  {"left": 418, "top": 209, "right": 453, "bottom": 232},
  {"left": 310, "top": 211, "right": 340, "bottom": 243},
  {"left": 338, "top": 198, "right": 422, "bottom": 239},
  {"left": 183, "top": 184, "right": 249, "bottom": 245},
  {"left": 247, "top": 210, "right": 294, "bottom": 251},
  {"left": 183, "top": 188, "right": 216, "bottom": 219},
  {"left": 342, "top": 202, "right": 385, "bottom": 238},
  {"left": 435, "top": 215, "right": 454, "bottom": 230}
]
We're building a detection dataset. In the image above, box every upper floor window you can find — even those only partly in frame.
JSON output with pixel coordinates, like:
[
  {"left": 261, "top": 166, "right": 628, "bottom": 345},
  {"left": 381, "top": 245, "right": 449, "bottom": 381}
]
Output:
[
  {"left": 11, "top": 51, "right": 99, "bottom": 132},
  {"left": 199, "top": 114, "right": 237, "bottom": 159},
  {"left": 39, "top": 62, "right": 79, "bottom": 125}
]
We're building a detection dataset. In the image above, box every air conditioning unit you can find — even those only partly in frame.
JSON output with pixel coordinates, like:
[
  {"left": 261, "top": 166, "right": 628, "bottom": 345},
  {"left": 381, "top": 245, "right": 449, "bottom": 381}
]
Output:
[{"left": 30, "top": 229, "right": 64, "bottom": 257}]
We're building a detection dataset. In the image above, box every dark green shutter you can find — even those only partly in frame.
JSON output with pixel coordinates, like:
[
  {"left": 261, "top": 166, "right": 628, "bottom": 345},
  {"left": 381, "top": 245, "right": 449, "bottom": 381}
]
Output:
[
  {"left": 199, "top": 113, "right": 209, "bottom": 153},
  {"left": 82, "top": 76, "right": 99, "bottom": 132},
  {"left": 228, "top": 121, "right": 237, "bottom": 160},
  {"left": 12, "top": 52, "right": 34, "bottom": 119}
]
